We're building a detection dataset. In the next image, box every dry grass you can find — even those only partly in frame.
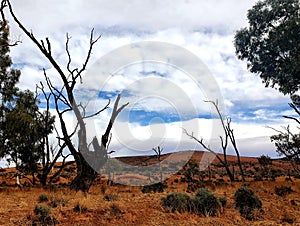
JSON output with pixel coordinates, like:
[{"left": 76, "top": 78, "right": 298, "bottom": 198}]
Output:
[{"left": 0, "top": 178, "right": 299, "bottom": 225}]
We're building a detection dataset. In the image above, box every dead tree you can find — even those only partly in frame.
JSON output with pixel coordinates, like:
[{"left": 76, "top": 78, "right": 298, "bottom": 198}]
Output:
[
  {"left": 153, "top": 146, "right": 163, "bottom": 182},
  {"left": 1, "top": 0, "right": 128, "bottom": 193},
  {"left": 183, "top": 100, "right": 245, "bottom": 182}
]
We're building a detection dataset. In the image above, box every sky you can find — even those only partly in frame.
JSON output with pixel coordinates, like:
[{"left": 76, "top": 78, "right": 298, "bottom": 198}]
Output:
[{"left": 3, "top": 0, "right": 298, "bottom": 160}]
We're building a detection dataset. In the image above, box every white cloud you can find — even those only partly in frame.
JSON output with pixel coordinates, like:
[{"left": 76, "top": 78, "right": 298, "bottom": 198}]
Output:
[{"left": 3, "top": 0, "right": 294, "bottom": 159}]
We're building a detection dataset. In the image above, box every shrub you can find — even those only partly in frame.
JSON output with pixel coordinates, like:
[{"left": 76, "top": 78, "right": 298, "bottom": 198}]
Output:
[
  {"left": 275, "top": 185, "right": 293, "bottom": 197},
  {"left": 33, "top": 204, "right": 58, "bottom": 225},
  {"left": 34, "top": 204, "right": 51, "bottom": 219},
  {"left": 38, "top": 194, "right": 49, "bottom": 203},
  {"left": 49, "top": 197, "right": 68, "bottom": 208},
  {"left": 193, "top": 188, "right": 222, "bottom": 217},
  {"left": 142, "top": 182, "right": 167, "bottom": 193},
  {"left": 234, "top": 186, "right": 262, "bottom": 220},
  {"left": 161, "top": 192, "right": 194, "bottom": 213}
]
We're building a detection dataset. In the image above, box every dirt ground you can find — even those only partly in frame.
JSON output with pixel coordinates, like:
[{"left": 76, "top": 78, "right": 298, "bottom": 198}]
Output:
[{"left": 0, "top": 177, "right": 300, "bottom": 225}]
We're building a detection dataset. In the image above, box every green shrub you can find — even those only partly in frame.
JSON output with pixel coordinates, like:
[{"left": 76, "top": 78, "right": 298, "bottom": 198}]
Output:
[
  {"left": 234, "top": 186, "right": 262, "bottom": 220},
  {"left": 34, "top": 204, "right": 51, "bottom": 218},
  {"left": 275, "top": 185, "right": 293, "bottom": 197},
  {"left": 38, "top": 194, "right": 49, "bottom": 203},
  {"left": 193, "top": 188, "right": 222, "bottom": 217},
  {"left": 161, "top": 192, "right": 194, "bottom": 213}
]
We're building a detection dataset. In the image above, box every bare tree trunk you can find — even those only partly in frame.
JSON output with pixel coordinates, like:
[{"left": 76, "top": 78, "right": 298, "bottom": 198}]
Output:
[
  {"left": 1, "top": 0, "right": 128, "bottom": 193},
  {"left": 183, "top": 100, "right": 244, "bottom": 182}
]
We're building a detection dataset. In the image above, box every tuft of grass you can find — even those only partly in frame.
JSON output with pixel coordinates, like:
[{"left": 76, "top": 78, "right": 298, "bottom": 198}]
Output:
[
  {"left": 275, "top": 185, "right": 294, "bottom": 197},
  {"left": 49, "top": 197, "right": 68, "bottom": 208},
  {"left": 109, "top": 203, "right": 124, "bottom": 215},
  {"left": 73, "top": 201, "right": 88, "bottom": 213},
  {"left": 38, "top": 194, "right": 49, "bottom": 203},
  {"left": 104, "top": 193, "right": 119, "bottom": 201}
]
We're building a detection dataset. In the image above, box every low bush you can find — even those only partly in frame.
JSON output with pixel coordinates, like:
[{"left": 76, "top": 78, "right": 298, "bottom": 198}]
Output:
[
  {"left": 193, "top": 188, "right": 222, "bottom": 217},
  {"left": 234, "top": 186, "right": 262, "bottom": 220},
  {"left": 38, "top": 194, "right": 49, "bottom": 203},
  {"left": 161, "top": 192, "right": 194, "bottom": 213},
  {"left": 161, "top": 188, "right": 224, "bottom": 217},
  {"left": 34, "top": 204, "right": 51, "bottom": 218},
  {"left": 275, "top": 185, "right": 293, "bottom": 197}
]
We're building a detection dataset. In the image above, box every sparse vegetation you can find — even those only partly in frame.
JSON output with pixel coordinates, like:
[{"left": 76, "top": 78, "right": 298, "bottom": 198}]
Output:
[
  {"left": 49, "top": 197, "right": 68, "bottom": 208},
  {"left": 38, "top": 194, "right": 49, "bottom": 203},
  {"left": 275, "top": 185, "right": 294, "bottom": 197},
  {"left": 73, "top": 202, "right": 88, "bottom": 213},
  {"left": 142, "top": 182, "right": 168, "bottom": 193}
]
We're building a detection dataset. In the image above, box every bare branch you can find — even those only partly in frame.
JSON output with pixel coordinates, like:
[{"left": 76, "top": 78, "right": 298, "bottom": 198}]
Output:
[
  {"left": 83, "top": 99, "right": 111, "bottom": 119},
  {"left": 283, "top": 115, "right": 300, "bottom": 125}
]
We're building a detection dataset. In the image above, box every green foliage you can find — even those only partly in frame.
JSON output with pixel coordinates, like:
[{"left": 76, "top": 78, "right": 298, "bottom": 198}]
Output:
[
  {"left": 234, "top": 0, "right": 300, "bottom": 95},
  {"left": 270, "top": 124, "right": 300, "bottom": 175},
  {"left": 0, "top": 21, "right": 55, "bottom": 177},
  {"left": 5, "top": 90, "right": 55, "bottom": 176},
  {"left": 0, "top": 21, "right": 20, "bottom": 159},
  {"left": 161, "top": 188, "right": 224, "bottom": 217},
  {"left": 34, "top": 204, "right": 51, "bottom": 218},
  {"left": 257, "top": 155, "right": 272, "bottom": 167},
  {"left": 275, "top": 185, "right": 294, "bottom": 197},
  {"left": 161, "top": 192, "right": 194, "bottom": 213},
  {"left": 33, "top": 204, "right": 58, "bottom": 225},
  {"left": 234, "top": 186, "right": 262, "bottom": 220},
  {"left": 193, "top": 188, "right": 222, "bottom": 217}
]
